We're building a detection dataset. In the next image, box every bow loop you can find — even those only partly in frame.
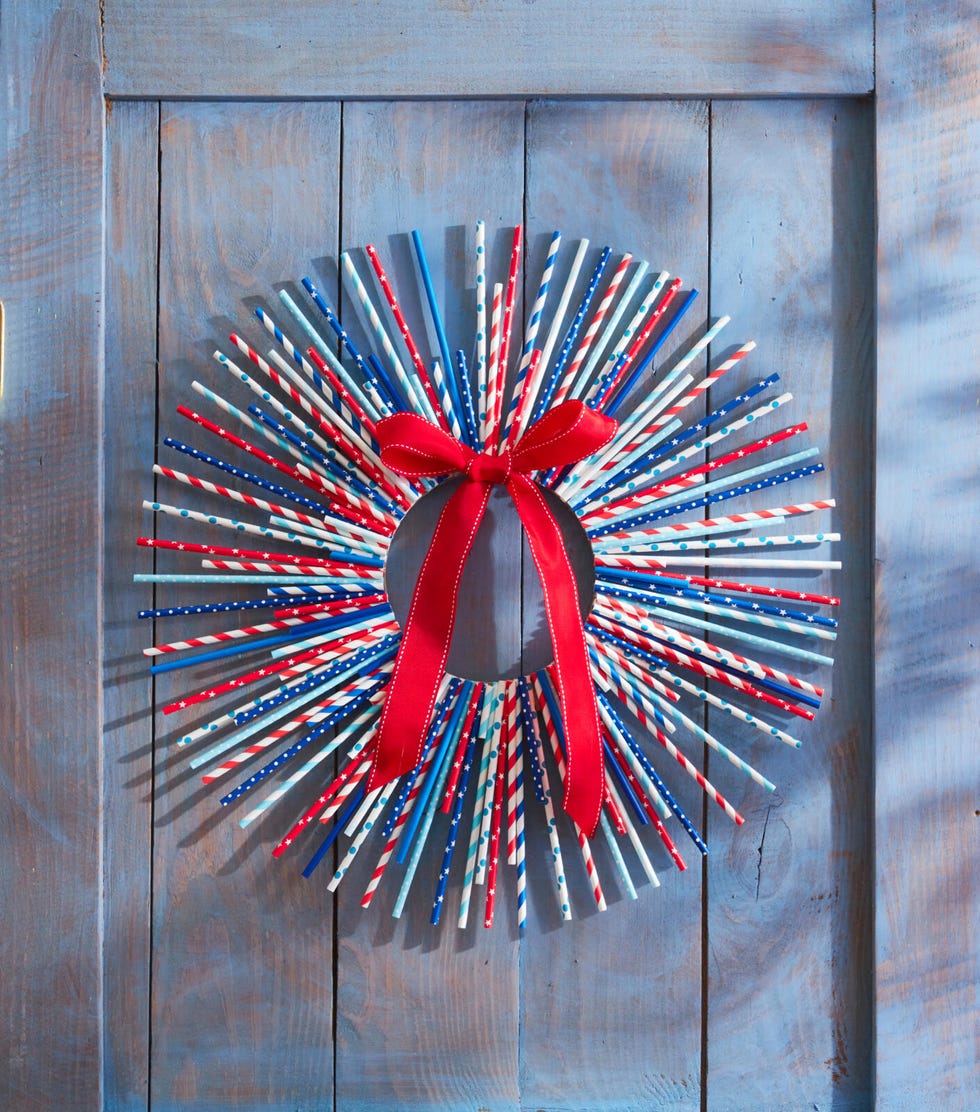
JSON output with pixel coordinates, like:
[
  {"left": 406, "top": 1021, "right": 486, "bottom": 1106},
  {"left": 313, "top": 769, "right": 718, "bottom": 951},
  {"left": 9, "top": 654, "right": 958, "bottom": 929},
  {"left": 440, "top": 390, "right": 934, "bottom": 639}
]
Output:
[{"left": 376, "top": 411, "right": 471, "bottom": 479}]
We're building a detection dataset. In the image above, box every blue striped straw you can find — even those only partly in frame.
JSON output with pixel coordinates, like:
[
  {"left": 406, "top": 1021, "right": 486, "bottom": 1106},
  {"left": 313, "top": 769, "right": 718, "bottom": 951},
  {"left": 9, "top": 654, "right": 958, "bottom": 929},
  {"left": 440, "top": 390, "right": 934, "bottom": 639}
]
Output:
[{"left": 533, "top": 247, "right": 611, "bottom": 422}]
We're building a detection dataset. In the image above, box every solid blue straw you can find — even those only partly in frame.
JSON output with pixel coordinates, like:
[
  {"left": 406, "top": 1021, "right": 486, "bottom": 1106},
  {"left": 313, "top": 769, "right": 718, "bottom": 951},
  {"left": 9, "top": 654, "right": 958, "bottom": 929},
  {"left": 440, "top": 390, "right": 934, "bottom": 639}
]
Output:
[{"left": 302, "top": 784, "right": 368, "bottom": 878}]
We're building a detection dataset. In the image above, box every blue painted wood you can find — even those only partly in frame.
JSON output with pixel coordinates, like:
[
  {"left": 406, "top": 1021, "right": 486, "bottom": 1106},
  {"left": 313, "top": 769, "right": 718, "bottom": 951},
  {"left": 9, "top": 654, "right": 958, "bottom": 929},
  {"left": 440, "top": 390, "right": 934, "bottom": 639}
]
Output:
[
  {"left": 875, "top": 3, "right": 980, "bottom": 1107},
  {"left": 0, "top": 1, "right": 105, "bottom": 1108},
  {"left": 150, "top": 101, "right": 341, "bottom": 1111},
  {"left": 7, "top": 3, "right": 977, "bottom": 1106},
  {"left": 333, "top": 99, "right": 525, "bottom": 1112},
  {"left": 102, "top": 0, "right": 874, "bottom": 99},
  {"left": 103, "top": 98, "right": 159, "bottom": 1111},
  {"left": 520, "top": 99, "right": 709, "bottom": 1111},
  {"left": 707, "top": 97, "right": 874, "bottom": 1108}
]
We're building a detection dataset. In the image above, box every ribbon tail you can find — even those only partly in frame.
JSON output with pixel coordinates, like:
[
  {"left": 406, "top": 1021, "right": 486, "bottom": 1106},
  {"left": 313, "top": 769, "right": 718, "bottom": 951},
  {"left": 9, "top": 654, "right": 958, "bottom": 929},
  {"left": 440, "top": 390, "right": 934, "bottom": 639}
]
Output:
[
  {"left": 367, "top": 479, "right": 492, "bottom": 794},
  {"left": 509, "top": 475, "right": 605, "bottom": 837}
]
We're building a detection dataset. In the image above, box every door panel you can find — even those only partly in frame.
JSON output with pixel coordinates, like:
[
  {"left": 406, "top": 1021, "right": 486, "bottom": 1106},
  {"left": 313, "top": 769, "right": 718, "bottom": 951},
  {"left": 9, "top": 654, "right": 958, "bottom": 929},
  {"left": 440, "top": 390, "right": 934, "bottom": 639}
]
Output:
[
  {"left": 102, "top": 95, "right": 875, "bottom": 1109},
  {"left": 520, "top": 99, "right": 709, "bottom": 1110},
  {"left": 101, "top": 1, "right": 874, "bottom": 99},
  {"left": 335, "top": 100, "right": 524, "bottom": 1112},
  {"left": 151, "top": 101, "right": 341, "bottom": 1111},
  {"left": 707, "top": 98, "right": 874, "bottom": 1110}
]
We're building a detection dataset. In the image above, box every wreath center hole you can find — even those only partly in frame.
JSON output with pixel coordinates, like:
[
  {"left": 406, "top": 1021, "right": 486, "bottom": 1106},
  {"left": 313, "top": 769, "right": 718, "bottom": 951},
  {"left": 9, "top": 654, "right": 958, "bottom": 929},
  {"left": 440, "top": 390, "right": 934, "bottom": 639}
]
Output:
[{"left": 384, "top": 480, "right": 595, "bottom": 682}]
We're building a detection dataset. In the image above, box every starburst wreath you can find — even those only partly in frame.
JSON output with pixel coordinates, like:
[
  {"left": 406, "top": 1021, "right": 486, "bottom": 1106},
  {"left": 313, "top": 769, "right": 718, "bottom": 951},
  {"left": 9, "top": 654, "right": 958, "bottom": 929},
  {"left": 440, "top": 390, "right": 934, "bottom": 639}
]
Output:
[{"left": 137, "top": 222, "right": 839, "bottom": 929}]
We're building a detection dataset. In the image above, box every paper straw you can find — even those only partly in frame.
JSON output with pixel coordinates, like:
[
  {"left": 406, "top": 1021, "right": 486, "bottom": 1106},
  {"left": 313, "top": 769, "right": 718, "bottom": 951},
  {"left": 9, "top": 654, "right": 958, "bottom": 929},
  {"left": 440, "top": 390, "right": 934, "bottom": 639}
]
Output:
[
  {"left": 534, "top": 246, "right": 610, "bottom": 420},
  {"left": 532, "top": 674, "right": 606, "bottom": 912},
  {"left": 552, "top": 251, "right": 632, "bottom": 408},
  {"left": 411, "top": 230, "right": 464, "bottom": 421},
  {"left": 513, "top": 229, "right": 561, "bottom": 438},
  {"left": 483, "top": 283, "right": 503, "bottom": 446},
  {"left": 471, "top": 221, "right": 488, "bottom": 443},
  {"left": 431, "top": 690, "right": 485, "bottom": 925},
  {"left": 518, "top": 677, "right": 571, "bottom": 919},
  {"left": 364, "top": 243, "right": 445, "bottom": 428}
]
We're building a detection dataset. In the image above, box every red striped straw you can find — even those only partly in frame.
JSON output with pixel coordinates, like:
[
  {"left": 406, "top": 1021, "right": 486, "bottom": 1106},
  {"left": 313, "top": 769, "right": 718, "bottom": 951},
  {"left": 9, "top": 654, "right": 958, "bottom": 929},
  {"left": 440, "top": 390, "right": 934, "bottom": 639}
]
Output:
[
  {"left": 272, "top": 745, "right": 376, "bottom": 857},
  {"left": 162, "top": 622, "right": 398, "bottom": 714},
  {"left": 359, "top": 714, "right": 445, "bottom": 907},
  {"left": 593, "top": 499, "right": 836, "bottom": 544},
  {"left": 152, "top": 463, "right": 324, "bottom": 531},
  {"left": 589, "top": 278, "right": 682, "bottom": 407},
  {"left": 494, "top": 226, "right": 523, "bottom": 429},
  {"left": 553, "top": 252, "right": 632, "bottom": 408},
  {"left": 138, "top": 537, "right": 370, "bottom": 571},
  {"left": 482, "top": 709, "right": 509, "bottom": 928},
  {"left": 364, "top": 243, "right": 447, "bottom": 430},
  {"left": 611, "top": 340, "right": 755, "bottom": 457},
  {"left": 440, "top": 686, "right": 484, "bottom": 813},
  {"left": 595, "top": 591, "right": 823, "bottom": 700},
  {"left": 144, "top": 611, "right": 330, "bottom": 657},
  {"left": 531, "top": 674, "right": 606, "bottom": 912},
  {"left": 274, "top": 595, "right": 387, "bottom": 619},
  {"left": 200, "top": 557, "right": 378, "bottom": 580},
  {"left": 484, "top": 283, "right": 504, "bottom": 445},
  {"left": 503, "top": 683, "right": 523, "bottom": 864}
]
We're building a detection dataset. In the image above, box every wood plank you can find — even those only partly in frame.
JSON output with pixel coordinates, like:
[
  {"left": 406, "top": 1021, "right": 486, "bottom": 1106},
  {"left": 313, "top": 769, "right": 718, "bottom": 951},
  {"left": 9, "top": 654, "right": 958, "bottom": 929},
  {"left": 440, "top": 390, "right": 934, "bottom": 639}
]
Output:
[
  {"left": 520, "top": 99, "right": 709, "bottom": 1110},
  {"left": 0, "top": 2, "right": 105, "bottom": 1109},
  {"left": 707, "top": 98, "right": 875, "bottom": 1109},
  {"left": 103, "top": 98, "right": 159, "bottom": 1112},
  {"left": 151, "top": 101, "right": 340, "bottom": 1111},
  {"left": 102, "top": 0, "right": 872, "bottom": 100},
  {"left": 875, "top": 4, "right": 980, "bottom": 1106},
  {"left": 334, "top": 100, "right": 524, "bottom": 1112}
]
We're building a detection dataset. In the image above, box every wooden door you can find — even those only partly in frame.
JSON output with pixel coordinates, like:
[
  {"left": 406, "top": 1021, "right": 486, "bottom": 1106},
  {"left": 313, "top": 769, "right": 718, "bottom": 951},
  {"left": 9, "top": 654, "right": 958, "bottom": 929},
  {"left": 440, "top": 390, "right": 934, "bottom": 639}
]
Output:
[{"left": 2, "top": 2, "right": 977, "bottom": 1110}]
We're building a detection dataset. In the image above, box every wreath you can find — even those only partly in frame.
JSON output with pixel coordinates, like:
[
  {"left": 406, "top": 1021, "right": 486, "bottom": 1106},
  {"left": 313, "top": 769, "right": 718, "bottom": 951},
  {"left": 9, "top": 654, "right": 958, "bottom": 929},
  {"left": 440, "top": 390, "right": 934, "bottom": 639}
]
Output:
[{"left": 137, "top": 222, "right": 838, "bottom": 929}]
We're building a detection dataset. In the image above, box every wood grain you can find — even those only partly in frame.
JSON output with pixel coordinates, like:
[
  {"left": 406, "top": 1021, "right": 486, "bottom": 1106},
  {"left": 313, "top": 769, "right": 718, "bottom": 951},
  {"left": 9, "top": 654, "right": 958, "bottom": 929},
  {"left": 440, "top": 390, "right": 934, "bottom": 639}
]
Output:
[
  {"left": 103, "top": 98, "right": 159, "bottom": 1112},
  {"left": 707, "top": 97, "right": 875, "bottom": 1109},
  {"left": 101, "top": 0, "right": 873, "bottom": 100},
  {"left": 151, "top": 101, "right": 341, "bottom": 1111},
  {"left": 334, "top": 100, "right": 524, "bottom": 1112},
  {"left": 0, "top": 1, "right": 105, "bottom": 1109},
  {"left": 875, "top": 3, "right": 980, "bottom": 1106},
  {"left": 519, "top": 100, "right": 709, "bottom": 1111}
]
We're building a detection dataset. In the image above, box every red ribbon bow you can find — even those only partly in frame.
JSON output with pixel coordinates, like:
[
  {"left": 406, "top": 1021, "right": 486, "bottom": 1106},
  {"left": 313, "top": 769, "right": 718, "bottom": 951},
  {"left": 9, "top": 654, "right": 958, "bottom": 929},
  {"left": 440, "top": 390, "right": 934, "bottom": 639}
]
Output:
[{"left": 367, "top": 400, "right": 617, "bottom": 837}]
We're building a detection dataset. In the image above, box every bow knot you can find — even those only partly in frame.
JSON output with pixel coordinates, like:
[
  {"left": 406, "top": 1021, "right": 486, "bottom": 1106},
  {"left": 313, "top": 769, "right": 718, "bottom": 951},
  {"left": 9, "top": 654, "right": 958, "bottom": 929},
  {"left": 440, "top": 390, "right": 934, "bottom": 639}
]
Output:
[
  {"left": 466, "top": 447, "right": 513, "bottom": 485},
  {"left": 369, "top": 399, "right": 617, "bottom": 836}
]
